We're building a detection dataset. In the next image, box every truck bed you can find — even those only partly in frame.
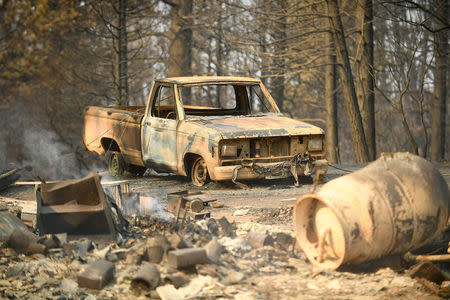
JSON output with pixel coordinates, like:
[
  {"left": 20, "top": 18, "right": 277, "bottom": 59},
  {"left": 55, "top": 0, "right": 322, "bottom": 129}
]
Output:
[{"left": 83, "top": 106, "right": 145, "bottom": 166}]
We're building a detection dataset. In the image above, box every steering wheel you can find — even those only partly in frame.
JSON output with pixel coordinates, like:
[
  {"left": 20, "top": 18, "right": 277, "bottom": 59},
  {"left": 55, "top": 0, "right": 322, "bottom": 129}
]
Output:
[{"left": 166, "top": 111, "right": 176, "bottom": 119}]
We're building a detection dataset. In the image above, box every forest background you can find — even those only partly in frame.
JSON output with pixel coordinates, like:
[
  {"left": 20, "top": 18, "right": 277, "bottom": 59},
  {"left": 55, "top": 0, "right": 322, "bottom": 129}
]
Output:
[{"left": 0, "top": 0, "right": 448, "bottom": 180}]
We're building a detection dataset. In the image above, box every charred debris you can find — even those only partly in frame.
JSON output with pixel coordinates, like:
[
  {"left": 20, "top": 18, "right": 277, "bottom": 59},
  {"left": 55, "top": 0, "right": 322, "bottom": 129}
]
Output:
[{"left": 0, "top": 153, "right": 449, "bottom": 299}]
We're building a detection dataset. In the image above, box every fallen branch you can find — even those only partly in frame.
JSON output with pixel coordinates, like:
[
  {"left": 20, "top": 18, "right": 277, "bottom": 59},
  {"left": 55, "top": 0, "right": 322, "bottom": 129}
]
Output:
[{"left": 404, "top": 252, "right": 450, "bottom": 262}]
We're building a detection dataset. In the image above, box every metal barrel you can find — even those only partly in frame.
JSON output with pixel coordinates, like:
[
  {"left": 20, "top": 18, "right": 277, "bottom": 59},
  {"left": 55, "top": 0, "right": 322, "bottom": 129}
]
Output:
[{"left": 293, "top": 152, "right": 449, "bottom": 270}]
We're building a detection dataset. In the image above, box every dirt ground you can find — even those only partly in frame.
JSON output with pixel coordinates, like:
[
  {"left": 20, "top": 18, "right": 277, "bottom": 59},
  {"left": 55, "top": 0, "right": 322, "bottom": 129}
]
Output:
[{"left": 1, "top": 164, "right": 449, "bottom": 299}]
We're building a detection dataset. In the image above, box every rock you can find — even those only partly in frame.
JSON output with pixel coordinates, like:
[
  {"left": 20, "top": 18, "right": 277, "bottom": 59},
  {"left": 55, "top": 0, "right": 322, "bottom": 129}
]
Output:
[
  {"left": 274, "top": 232, "right": 294, "bottom": 251},
  {"left": 233, "top": 209, "right": 249, "bottom": 216},
  {"left": 59, "top": 278, "right": 78, "bottom": 294},
  {"left": 0, "top": 279, "right": 11, "bottom": 287},
  {"left": 178, "top": 275, "right": 217, "bottom": 298},
  {"left": 327, "top": 279, "right": 341, "bottom": 290},
  {"left": 39, "top": 235, "right": 58, "bottom": 249},
  {"left": 94, "top": 244, "right": 113, "bottom": 260},
  {"left": 33, "top": 275, "right": 59, "bottom": 290},
  {"left": 204, "top": 219, "right": 219, "bottom": 236},
  {"left": 54, "top": 233, "right": 68, "bottom": 246},
  {"left": 40, "top": 233, "right": 67, "bottom": 249},
  {"left": 125, "top": 243, "right": 146, "bottom": 265},
  {"left": 220, "top": 270, "right": 244, "bottom": 285},
  {"left": 390, "top": 276, "right": 416, "bottom": 288},
  {"left": 110, "top": 248, "right": 128, "bottom": 260},
  {"left": 217, "top": 217, "right": 235, "bottom": 238},
  {"left": 219, "top": 237, "right": 251, "bottom": 256},
  {"left": 203, "top": 239, "right": 223, "bottom": 264},
  {"left": 169, "top": 233, "right": 190, "bottom": 249},
  {"left": 246, "top": 232, "right": 274, "bottom": 249},
  {"left": 149, "top": 236, "right": 171, "bottom": 253},
  {"left": 156, "top": 284, "right": 183, "bottom": 300},
  {"left": 163, "top": 273, "right": 188, "bottom": 289},
  {"left": 7, "top": 262, "right": 26, "bottom": 277},
  {"left": 106, "top": 253, "right": 118, "bottom": 262},
  {"left": 306, "top": 282, "right": 320, "bottom": 290},
  {"left": 63, "top": 239, "right": 92, "bottom": 260}
]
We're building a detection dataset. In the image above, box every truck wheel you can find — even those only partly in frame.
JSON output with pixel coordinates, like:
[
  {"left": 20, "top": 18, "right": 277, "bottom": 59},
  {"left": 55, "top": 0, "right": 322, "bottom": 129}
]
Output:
[
  {"left": 191, "top": 156, "right": 209, "bottom": 187},
  {"left": 108, "top": 151, "right": 125, "bottom": 175}
]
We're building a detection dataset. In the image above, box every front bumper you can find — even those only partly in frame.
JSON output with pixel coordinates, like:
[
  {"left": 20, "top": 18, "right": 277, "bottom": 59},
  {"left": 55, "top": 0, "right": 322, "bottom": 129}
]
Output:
[
  {"left": 212, "top": 153, "right": 328, "bottom": 188},
  {"left": 213, "top": 162, "right": 300, "bottom": 180}
]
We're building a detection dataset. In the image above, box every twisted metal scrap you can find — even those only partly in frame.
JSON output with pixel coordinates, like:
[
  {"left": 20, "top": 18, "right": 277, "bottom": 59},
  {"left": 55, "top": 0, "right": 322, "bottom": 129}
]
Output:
[{"left": 232, "top": 153, "right": 312, "bottom": 189}]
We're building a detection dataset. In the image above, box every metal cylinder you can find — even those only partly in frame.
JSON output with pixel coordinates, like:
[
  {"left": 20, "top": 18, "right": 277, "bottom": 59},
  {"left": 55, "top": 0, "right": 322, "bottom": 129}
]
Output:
[
  {"left": 131, "top": 263, "right": 160, "bottom": 291},
  {"left": 293, "top": 152, "right": 449, "bottom": 270}
]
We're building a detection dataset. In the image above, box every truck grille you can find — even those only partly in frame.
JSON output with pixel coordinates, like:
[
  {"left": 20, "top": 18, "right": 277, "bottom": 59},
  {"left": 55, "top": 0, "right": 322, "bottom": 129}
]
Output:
[{"left": 219, "top": 135, "right": 324, "bottom": 164}]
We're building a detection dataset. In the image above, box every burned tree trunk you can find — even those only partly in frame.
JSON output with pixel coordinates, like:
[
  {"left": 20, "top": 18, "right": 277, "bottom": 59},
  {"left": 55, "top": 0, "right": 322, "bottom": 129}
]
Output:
[
  {"left": 325, "top": 32, "right": 339, "bottom": 164},
  {"left": 167, "top": 0, "right": 193, "bottom": 77},
  {"left": 430, "top": 0, "right": 448, "bottom": 161},
  {"left": 326, "top": 0, "right": 369, "bottom": 163},
  {"left": 117, "top": 0, "right": 129, "bottom": 105},
  {"left": 271, "top": 0, "right": 288, "bottom": 110},
  {"left": 355, "top": 0, "right": 376, "bottom": 160}
]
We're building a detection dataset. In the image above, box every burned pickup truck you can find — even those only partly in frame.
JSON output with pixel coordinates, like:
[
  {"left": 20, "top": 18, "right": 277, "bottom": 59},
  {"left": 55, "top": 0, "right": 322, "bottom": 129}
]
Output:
[{"left": 83, "top": 77, "right": 327, "bottom": 187}]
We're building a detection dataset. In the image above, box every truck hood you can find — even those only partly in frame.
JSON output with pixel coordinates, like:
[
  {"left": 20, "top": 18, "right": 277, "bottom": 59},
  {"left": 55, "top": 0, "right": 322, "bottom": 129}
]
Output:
[{"left": 191, "top": 114, "right": 324, "bottom": 139}]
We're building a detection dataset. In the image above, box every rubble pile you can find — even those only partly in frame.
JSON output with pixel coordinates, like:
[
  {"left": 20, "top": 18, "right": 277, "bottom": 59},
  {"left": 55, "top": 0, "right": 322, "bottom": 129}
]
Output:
[
  {"left": 1, "top": 206, "right": 449, "bottom": 299},
  {"left": 0, "top": 208, "right": 303, "bottom": 299}
]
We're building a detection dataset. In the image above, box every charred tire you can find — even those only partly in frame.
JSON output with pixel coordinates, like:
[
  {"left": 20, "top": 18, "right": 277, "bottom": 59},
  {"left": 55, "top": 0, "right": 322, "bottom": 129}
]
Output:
[
  {"left": 190, "top": 156, "right": 209, "bottom": 187},
  {"left": 108, "top": 151, "right": 126, "bottom": 176}
]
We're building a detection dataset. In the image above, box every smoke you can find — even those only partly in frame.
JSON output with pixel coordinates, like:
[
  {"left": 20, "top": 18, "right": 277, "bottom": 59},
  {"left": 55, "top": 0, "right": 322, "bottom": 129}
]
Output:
[
  {"left": 103, "top": 187, "right": 172, "bottom": 222},
  {"left": 22, "top": 128, "right": 84, "bottom": 180}
]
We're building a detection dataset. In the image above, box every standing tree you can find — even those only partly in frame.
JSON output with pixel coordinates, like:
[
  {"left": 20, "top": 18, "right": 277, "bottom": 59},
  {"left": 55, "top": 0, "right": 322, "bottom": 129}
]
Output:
[
  {"left": 325, "top": 31, "right": 339, "bottom": 163},
  {"left": 117, "top": 0, "right": 129, "bottom": 105},
  {"left": 326, "top": 0, "right": 370, "bottom": 163},
  {"left": 355, "top": 0, "right": 376, "bottom": 160},
  {"left": 165, "top": 0, "right": 193, "bottom": 77},
  {"left": 430, "top": 0, "right": 448, "bottom": 161}
]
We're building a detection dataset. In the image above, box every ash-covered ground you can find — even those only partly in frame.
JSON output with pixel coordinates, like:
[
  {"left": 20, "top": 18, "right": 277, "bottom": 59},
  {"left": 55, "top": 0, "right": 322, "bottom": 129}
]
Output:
[{"left": 0, "top": 165, "right": 449, "bottom": 299}]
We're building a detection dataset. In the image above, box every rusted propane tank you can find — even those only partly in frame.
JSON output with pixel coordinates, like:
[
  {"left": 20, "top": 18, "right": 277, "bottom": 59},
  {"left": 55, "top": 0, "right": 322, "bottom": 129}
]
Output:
[{"left": 293, "top": 152, "right": 449, "bottom": 270}]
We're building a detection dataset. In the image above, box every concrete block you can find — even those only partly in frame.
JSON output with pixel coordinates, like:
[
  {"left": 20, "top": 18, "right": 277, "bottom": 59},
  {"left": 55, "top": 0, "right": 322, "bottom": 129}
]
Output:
[
  {"left": 168, "top": 248, "right": 207, "bottom": 269},
  {"left": 78, "top": 260, "right": 114, "bottom": 290}
]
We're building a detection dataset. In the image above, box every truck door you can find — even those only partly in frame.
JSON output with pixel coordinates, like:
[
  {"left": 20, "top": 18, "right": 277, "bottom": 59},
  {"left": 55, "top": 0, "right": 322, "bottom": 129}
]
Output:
[{"left": 142, "top": 84, "right": 178, "bottom": 172}]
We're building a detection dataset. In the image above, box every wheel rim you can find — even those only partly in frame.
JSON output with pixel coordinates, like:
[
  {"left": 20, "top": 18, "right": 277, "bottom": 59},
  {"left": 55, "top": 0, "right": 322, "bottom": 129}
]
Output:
[
  {"left": 109, "top": 153, "right": 122, "bottom": 175},
  {"left": 192, "top": 157, "right": 208, "bottom": 186}
]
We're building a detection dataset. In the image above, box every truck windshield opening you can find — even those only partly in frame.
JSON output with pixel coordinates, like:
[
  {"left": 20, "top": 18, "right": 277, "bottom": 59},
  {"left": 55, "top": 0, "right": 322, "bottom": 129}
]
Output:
[{"left": 178, "top": 84, "right": 276, "bottom": 116}]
